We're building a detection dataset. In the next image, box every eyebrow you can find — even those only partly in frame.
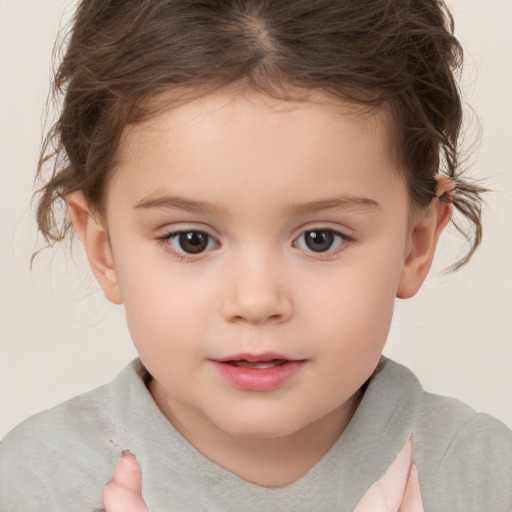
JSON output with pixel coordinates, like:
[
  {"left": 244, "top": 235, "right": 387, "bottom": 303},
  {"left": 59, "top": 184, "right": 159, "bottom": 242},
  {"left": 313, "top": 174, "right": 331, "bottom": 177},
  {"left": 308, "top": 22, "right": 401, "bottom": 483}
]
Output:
[
  {"left": 134, "top": 194, "right": 380, "bottom": 215},
  {"left": 134, "top": 195, "right": 227, "bottom": 215},
  {"left": 283, "top": 196, "right": 380, "bottom": 215}
]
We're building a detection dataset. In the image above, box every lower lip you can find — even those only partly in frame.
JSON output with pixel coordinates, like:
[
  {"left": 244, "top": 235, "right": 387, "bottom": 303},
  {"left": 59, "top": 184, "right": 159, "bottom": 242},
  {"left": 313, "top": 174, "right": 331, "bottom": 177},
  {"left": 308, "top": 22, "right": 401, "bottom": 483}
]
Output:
[{"left": 212, "top": 360, "right": 305, "bottom": 391}]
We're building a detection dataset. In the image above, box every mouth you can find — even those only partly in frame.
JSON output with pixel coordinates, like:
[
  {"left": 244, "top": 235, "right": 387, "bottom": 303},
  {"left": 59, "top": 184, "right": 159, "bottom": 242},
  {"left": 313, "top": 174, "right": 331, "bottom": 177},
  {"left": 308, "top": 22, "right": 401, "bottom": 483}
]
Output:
[
  {"left": 214, "top": 352, "right": 300, "bottom": 366},
  {"left": 211, "top": 353, "right": 306, "bottom": 391},
  {"left": 223, "top": 359, "right": 289, "bottom": 369}
]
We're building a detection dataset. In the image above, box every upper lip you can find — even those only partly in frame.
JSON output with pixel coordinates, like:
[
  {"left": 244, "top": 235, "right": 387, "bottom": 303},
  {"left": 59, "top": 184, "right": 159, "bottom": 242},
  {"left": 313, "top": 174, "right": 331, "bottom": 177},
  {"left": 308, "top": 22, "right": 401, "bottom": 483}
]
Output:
[{"left": 213, "top": 352, "right": 300, "bottom": 363}]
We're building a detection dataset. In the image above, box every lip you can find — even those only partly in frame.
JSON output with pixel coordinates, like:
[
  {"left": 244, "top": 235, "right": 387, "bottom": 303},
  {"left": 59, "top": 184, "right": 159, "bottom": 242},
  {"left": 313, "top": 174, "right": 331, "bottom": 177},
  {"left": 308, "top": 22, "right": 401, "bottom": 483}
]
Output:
[
  {"left": 211, "top": 353, "right": 306, "bottom": 392},
  {"left": 214, "top": 352, "right": 294, "bottom": 363}
]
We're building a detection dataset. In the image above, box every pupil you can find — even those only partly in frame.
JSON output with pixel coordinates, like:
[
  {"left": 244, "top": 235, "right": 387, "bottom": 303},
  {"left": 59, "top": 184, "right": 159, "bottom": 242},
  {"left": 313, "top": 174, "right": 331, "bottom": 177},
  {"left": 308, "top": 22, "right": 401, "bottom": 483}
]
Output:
[
  {"left": 305, "top": 230, "right": 334, "bottom": 252},
  {"left": 179, "top": 232, "right": 208, "bottom": 254}
]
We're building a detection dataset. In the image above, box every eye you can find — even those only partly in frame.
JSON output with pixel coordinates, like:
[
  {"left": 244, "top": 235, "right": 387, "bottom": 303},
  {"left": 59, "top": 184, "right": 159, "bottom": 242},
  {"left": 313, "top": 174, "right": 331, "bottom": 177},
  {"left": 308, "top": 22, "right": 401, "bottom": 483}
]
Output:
[
  {"left": 160, "top": 230, "right": 218, "bottom": 255},
  {"left": 294, "top": 229, "right": 347, "bottom": 254}
]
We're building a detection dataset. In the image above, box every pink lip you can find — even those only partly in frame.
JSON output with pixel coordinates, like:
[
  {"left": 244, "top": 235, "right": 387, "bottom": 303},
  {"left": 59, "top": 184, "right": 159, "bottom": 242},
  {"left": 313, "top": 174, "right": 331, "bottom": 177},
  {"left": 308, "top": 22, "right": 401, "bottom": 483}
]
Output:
[
  {"left": 215, "top": 352, "right": 293, "bottom": 363},
  {"left": 211, "top": 353, "right": 306, "bottom": 392}
]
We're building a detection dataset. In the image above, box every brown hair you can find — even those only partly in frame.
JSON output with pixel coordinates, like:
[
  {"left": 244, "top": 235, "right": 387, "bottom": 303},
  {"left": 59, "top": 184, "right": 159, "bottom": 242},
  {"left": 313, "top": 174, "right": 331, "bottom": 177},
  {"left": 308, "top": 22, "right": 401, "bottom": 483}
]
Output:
[{"left": 36, "top": 0, "right": 485, "bottom": 269}]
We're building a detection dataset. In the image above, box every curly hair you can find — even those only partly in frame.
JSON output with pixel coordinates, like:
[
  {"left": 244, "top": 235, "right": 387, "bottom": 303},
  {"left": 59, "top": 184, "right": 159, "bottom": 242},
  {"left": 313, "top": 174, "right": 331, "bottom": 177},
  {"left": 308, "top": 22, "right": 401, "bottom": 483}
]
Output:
[{"left": 36, "top": 0, "right": 485, "bottom": 269}]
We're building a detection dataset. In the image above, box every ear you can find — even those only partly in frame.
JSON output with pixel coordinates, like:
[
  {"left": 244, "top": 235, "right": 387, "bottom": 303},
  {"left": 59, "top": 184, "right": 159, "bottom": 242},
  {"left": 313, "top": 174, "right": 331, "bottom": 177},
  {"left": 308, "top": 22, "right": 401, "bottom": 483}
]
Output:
[
  {"left": 66, "top": 191, "right": 123, "bottom": 305},
  {"left": 397, "top": 178, "right": 454, "bottom": 299}
]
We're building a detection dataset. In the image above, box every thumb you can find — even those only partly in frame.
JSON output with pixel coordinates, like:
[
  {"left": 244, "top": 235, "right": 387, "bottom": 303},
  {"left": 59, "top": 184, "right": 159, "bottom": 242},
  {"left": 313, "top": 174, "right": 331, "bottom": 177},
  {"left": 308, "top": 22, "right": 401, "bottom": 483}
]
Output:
[{"left": 103, "top": 451, "right": 147, "bottom": 512}]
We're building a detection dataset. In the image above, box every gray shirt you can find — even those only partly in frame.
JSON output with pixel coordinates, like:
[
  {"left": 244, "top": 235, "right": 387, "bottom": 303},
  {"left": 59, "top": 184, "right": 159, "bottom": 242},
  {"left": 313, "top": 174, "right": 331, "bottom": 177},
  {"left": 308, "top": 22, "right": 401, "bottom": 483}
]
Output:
[{"left": 1, "top": 357, "right": 511, "bottom": 511}]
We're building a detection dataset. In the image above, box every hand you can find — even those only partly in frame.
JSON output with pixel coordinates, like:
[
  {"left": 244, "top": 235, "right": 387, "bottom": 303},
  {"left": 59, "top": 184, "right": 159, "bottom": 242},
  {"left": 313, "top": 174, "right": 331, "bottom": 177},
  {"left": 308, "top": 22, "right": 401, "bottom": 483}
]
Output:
[{"left": 103, "top": 451, "right": 148, "bottom": 512}]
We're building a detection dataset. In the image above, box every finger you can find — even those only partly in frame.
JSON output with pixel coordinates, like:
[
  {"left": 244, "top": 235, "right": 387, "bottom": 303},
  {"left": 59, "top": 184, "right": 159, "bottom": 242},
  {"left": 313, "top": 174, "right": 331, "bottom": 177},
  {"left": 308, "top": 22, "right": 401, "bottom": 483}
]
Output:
[
  {"left": 112, "top": 451, "right": 143, "bottom": 495},
  {"left": 103, "top": 480, "right": 147, "bottom": 512},
  {"left": 103, "top": 452, "right": 147, "bottom": 512}
]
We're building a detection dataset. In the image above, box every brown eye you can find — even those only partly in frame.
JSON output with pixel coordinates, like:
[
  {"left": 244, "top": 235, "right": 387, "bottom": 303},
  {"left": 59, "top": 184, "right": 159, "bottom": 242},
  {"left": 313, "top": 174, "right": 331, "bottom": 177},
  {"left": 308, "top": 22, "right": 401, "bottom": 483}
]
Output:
[
  {"left": 162, "top": 231, "right": 218, "bottom": 255},
  {"left": 295, "top": 229, "right": 347, "bottom": 254},
  {"left": 304, "top": 230, "right": 334, "bottom": 252},
  {"left": 157, "top": 229, "right": 219, "bottom": 259},
  {"left": 176, "top": 232, "right": 210, "bottom": 253}
]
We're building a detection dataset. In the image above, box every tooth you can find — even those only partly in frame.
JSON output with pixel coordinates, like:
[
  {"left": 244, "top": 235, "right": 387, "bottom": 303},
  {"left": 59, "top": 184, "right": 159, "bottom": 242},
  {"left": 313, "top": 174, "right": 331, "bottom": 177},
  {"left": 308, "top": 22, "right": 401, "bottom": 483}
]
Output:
[
  {"left": 247, "top": 362, "right": 275, "bottom": 369},
  {"left": 230, "top": 359, "right": 286, "bottom": 369}
]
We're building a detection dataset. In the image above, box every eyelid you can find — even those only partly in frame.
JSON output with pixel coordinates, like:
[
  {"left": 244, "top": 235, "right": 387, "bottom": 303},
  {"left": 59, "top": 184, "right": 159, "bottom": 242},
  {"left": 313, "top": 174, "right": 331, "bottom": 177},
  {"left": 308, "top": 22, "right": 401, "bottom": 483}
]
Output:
[
  {"left": 292, "top": 222, "right": 353, "bottom": 241},
  {"left": 292, "top": 226, "right": 354, "bottom": 259},
  {"left": 156, "top": 226, "right": 220, "bottom": 261}
]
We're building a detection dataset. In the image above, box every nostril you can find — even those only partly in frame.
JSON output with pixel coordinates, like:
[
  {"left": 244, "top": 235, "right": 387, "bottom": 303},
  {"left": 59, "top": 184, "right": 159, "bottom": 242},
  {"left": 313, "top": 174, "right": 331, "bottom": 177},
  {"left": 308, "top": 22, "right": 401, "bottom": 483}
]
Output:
[
  {"left": 220, "top": 286, "right": 293, "bottom": 324},
  {"left": 229, "top": 313, "right": 283, "bottom": 324}
]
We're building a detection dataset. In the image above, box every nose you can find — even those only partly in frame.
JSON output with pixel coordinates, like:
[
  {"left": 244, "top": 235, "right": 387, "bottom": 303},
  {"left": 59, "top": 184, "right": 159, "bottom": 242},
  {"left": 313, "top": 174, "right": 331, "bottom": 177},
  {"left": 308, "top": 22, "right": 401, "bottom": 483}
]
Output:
[{"left": 220, "top": 253, "right": 294, "bottom": 325}]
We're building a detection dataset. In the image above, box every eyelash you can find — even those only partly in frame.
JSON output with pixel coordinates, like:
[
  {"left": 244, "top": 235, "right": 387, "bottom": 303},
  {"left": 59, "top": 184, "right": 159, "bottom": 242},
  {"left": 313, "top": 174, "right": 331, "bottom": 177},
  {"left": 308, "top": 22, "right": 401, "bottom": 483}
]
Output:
[
  {"left": 156, "top": 230, "right": 218, "bottom": 261},
  {"left": 293, "top": 228, "right": 352, "bottom": 260},
  {"left": 156, "top": 228, "right": 353, "bottom": 261}
]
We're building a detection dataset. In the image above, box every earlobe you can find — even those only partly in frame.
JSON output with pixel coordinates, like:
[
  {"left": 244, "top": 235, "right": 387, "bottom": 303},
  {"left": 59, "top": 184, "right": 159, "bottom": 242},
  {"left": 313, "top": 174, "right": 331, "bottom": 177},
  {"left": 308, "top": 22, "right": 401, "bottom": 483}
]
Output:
[
  {"left": 397, "top": 179, "right": 454, "bottom": 299},
  {"left": 66, "top": 192, "right": 123, "bottom": 305}
]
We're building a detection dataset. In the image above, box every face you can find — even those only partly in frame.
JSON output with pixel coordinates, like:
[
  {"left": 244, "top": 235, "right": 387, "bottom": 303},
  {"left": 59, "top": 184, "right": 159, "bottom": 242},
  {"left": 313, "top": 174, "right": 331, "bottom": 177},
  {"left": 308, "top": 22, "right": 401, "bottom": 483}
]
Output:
[{"left": 97, "top": 91, "right": 422, "bottom": 441}]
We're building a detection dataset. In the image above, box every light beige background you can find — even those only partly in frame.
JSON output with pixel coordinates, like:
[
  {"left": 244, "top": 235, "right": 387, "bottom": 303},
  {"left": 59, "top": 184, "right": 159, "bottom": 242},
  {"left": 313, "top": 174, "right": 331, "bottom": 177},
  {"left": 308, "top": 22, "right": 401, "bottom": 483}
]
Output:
[{"left": 1, "top": 0, "right": 511, "bottom": 438}]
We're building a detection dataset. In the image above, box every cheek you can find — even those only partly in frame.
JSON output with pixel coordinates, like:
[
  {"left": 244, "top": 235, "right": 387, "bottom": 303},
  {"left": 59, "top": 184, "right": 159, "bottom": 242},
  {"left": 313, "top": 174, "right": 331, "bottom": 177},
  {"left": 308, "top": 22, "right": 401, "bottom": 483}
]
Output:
[
  {"left": 303, "top": 252, "right": 402, "bottom": 358},
  {"left": 116, "top": 263, "right": 213, "bottom": 361},
  {"left": 306, "top": 286, "right": 396, "bottom": 399},
  {"left": 314, "top": 284, "right": 395, "bottom": 352}
]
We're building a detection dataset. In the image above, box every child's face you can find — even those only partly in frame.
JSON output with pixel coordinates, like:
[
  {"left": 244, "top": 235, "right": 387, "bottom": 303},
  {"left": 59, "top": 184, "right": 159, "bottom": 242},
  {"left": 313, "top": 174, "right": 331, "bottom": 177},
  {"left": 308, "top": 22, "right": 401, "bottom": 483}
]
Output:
[{"left": 78, "top": 90, "right": 439, "bottom": 440}]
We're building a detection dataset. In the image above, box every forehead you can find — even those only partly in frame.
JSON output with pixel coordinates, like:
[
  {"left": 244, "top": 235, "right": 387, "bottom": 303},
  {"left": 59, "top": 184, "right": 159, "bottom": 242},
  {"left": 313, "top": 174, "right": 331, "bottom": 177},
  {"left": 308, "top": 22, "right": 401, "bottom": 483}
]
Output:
[
  {"left": 109, "top": 89, "right": 405, "bottom": 214},
  {"left": 118, "top": 88, "right": 395, "bottom": 165}
]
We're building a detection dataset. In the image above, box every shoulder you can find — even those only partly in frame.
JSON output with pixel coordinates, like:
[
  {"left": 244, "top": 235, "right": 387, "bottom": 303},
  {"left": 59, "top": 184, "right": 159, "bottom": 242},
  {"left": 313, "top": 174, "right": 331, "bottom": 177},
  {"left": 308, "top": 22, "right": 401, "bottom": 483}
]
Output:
[
  {"left": 412, "top": 373, "right": 512, "bottom": 470},
  {"left": 378, "top": 358, "right": 512, "bottom": 510},
  {"left": 416, "top": 391, "right": 512, "bottom": 506},
  {"left": 0, "top": 359, "right": 146, "bottom": 512},
  {"left": 416, "top": 393, "right": 512, "bottom": 482}
]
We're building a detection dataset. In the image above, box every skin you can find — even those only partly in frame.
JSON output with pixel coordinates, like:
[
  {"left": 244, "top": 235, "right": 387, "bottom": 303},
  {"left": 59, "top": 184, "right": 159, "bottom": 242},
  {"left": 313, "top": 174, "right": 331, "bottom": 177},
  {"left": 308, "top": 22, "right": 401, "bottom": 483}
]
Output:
[
  {"left": 67, "top": 89, "right": 452, "bottom": 507},
  {"left": 103, "top": 453, "right": 146, "bottom": 512}
]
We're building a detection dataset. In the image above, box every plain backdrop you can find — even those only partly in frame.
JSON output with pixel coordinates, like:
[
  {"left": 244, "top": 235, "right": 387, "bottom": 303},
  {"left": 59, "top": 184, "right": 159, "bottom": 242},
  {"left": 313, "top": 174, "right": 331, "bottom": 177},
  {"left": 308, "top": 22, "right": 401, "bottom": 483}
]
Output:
[{"left": 1, "top": 0, "right": 511, "bottom": 439}]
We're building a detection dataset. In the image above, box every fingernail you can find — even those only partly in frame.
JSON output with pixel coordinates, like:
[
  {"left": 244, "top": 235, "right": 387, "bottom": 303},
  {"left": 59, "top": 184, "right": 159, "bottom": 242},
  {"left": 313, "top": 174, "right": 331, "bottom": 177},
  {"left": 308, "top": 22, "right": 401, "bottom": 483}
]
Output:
[{"left": 121, "top": 449, "right": 133, "bottom": 457}]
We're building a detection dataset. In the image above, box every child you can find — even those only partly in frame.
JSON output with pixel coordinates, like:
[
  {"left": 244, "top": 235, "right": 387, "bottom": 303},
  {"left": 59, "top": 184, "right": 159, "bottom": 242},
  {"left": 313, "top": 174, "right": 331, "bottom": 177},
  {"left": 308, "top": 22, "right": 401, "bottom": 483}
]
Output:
[{"left": 1, "top": 0, "right": 511, "bottom": 510}]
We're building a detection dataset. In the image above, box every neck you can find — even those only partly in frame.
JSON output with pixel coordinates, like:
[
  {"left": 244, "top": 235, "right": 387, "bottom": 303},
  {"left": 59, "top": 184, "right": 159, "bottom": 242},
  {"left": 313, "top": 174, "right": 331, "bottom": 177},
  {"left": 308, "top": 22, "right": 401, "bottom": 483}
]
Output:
[{"left": 149, "top": 380, "right": 362, "bottom": 487}]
